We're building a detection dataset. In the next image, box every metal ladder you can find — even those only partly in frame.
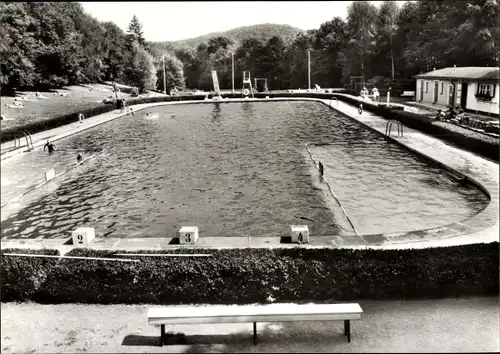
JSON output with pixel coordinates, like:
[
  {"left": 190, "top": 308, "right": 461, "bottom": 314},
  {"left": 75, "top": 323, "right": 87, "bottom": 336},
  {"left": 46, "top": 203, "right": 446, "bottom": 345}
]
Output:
[
  {"left": 329, "top": 97, "right": 339, "bottom": 107},
  {"left": 385, "top": 120, "right": 403, "bottom": 138},
  {"left": 14, "top": 131, "right": 34, "bottom": 151}
]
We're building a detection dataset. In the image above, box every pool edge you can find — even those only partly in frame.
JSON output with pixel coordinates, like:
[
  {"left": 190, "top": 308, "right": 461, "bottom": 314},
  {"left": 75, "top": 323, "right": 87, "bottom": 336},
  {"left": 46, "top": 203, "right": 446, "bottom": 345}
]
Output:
[{"left": 1, "top": 97, "right": 498, "bottom": 251}]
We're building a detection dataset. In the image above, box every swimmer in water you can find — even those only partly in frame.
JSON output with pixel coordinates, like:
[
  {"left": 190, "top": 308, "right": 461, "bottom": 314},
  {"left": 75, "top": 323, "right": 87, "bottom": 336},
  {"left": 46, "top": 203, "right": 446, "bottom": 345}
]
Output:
[
  {"left": 44, "top": 140, "right": 56, "bottom": 153},
  {"left": 77, "top": 153, "right": 83, "bottom": 163}
]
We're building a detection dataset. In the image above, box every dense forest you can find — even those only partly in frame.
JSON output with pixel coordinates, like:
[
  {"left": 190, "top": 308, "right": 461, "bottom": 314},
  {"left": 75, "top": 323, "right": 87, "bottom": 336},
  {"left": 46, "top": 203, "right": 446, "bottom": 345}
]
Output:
[{"left": 1, "top": 1, "right": 498, "bottom": 94}]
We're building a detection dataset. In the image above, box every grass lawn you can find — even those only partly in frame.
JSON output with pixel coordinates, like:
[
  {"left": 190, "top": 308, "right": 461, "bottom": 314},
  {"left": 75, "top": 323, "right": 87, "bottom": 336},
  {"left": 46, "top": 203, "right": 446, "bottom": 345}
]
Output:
[
  {"left": 1, "top": 297, "right": 498, "bottom": 353},
  {"left": 1, "top": 83, "right": 165, "bottom": 131}
]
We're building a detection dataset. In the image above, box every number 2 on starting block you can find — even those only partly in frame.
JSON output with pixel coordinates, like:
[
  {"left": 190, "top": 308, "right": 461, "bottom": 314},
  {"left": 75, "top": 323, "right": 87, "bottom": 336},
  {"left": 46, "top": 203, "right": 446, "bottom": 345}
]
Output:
[{"left": 71, "top": 227, "right": 95, "bottom": 247}]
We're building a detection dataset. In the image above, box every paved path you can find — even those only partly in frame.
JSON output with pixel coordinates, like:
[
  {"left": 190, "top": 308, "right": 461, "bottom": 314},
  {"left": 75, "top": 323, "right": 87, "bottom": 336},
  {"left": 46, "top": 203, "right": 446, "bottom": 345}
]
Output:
[
  {"left": 1, "top": 97, "right": 498, "bottom": 252},
  {"left": 1, "top": 297, "right": 498, "bottom": 353}
]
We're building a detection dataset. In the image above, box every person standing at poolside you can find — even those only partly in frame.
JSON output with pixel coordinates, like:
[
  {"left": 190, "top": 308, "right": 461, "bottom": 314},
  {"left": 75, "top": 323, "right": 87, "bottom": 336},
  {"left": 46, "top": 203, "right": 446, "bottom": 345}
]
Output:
[{"left": 44, "top": 140, "right": 56, "bottom": 153}]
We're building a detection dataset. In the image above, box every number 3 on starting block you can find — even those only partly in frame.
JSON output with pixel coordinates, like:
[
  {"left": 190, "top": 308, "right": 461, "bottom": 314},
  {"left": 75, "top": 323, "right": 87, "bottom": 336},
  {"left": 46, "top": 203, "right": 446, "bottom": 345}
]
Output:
[
  {"left": 179, "top": 226, "right": 199, "bottom": 245},
  {"left": 291, "top": 225, "right": 309, "bottom": 243}
]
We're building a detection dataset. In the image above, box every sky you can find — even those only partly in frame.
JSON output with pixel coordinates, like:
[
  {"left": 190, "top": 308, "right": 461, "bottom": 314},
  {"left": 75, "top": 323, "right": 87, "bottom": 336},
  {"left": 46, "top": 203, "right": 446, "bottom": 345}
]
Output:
[{"left": 80, "top": 1, "right": 388, "bottom": 42}]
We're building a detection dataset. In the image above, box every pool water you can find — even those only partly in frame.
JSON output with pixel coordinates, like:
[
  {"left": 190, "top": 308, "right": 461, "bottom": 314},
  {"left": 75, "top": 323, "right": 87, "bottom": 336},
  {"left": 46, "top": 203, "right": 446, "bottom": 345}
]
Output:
[{"left": 0, "top": 101, "right": 488, "bottom": 239}]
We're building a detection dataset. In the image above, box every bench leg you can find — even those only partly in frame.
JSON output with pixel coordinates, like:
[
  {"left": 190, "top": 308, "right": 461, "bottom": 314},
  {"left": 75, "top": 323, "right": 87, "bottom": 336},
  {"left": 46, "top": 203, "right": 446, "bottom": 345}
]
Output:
[
  {"left": 160, "top": 324, "right": 165, "bottom": 347},
  {"left": 344, "top": 320, "right": 351, "bottom": 343},
  {"left": 253, "top": 322, "right": 257, "bottom": 345}
]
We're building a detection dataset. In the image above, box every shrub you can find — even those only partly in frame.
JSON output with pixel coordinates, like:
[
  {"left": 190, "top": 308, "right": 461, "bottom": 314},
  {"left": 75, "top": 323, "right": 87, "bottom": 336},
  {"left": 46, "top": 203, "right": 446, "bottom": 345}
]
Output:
[
  {"left": 23, "top": 242, "right": 499, "bottom": 305},
  {"left": 1, "top": 248, "right": 60, "bottom": 302}
]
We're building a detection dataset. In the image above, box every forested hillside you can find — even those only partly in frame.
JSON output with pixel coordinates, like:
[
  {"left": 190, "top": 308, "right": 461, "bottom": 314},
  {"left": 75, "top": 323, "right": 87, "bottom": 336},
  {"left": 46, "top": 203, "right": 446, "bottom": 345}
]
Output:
[
  {"left": 150, "top": 23, "right": 303, "bottom": 52},
  {"left": 1, "top": 1, "right": 498, "bottom": 93}
]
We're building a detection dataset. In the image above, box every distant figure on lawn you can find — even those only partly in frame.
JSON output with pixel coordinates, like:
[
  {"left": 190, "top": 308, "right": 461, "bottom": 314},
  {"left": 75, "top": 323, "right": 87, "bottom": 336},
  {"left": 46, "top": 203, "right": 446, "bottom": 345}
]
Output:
[{"left": 44, "top": 140, "right": 56, "bottom": 153}]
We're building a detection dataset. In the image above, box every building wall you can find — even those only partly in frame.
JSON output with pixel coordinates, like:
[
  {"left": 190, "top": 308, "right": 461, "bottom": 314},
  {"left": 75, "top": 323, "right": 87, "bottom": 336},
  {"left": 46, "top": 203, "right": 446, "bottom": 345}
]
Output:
[
  {"left": 417, "top": 78, "right": 455, "bottom": 106},
  {"left": 466, "top": 82, "right": 500, "bottom": 115}
]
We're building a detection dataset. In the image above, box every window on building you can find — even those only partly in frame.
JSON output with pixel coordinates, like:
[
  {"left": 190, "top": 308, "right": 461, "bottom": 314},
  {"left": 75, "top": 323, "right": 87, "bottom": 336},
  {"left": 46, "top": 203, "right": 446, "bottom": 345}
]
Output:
[
  {"left": 441, "top": 82, "right": 444, "bottom": 94},
  {"left": 476, "top": 83, "right": 495, "bottom": 97},
  {"left": 425, "top": 81, "right": 429, "bottom": 93}
]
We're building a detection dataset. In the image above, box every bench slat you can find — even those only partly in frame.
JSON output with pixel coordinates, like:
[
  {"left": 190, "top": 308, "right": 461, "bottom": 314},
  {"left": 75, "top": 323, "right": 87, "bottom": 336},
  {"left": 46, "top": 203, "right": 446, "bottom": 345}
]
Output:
[
  {"left": 148, "top": 303, "right": 363, "bottom": 325},
  {"left": 149, "top": 313, "right": 362, "bottom": 325}
]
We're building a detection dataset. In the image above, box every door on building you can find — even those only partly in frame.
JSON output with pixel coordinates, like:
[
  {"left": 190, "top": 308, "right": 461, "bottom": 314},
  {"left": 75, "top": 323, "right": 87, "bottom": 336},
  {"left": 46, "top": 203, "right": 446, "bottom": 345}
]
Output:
[
  {"left": 419, "top": 81, "right": 424, "bottom": 102},
  {"left": 448, "top": 85, "right": 455, "bottom": 107},
  {"left": 460, "top": 83, "right": 468, "bottom": 109},
  {"left": 434, "top": 81, "right": 439, "bottom": 103}
]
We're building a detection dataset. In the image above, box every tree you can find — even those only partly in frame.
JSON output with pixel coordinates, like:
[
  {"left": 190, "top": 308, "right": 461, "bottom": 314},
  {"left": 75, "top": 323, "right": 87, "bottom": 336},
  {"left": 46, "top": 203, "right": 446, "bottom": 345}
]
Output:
[
  {"left": 0, "top": 2, "right": 39, "bottom": 90},
  {"left": 376, "top": 1, "right": 400, "bottom": 79},
  {"left": 157, "top": 52, "right": 185, "bottom": 93},
  {"left": 126, "top": 41, "right": 157, "bottom": 93},
  {"left": 174, "top": 48, "right": 197, "bottom": 88},
  {"left": 126, "top": 15, "right": 146, "bottom": 48},
  {"left": 345, "top": 1, "right": 378, "bottom": 79},
  {"left": 101, "top": 22, "right": 128, "bottom": 82},
  {"left": 312, "top": 17, "right": 347, "bottom": 86},
  {"left": 207, "top": 36, "right": 233, "bottom": 54},
  {"left": 259, "top": 36, "right": 287, "bottom": 89}
]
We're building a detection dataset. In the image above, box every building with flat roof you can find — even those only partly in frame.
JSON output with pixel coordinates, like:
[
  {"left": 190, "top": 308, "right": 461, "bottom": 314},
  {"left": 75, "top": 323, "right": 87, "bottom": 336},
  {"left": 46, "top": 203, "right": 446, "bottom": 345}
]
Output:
[{"left": 415, "top": 67, "right": 499, "bottom": 116}]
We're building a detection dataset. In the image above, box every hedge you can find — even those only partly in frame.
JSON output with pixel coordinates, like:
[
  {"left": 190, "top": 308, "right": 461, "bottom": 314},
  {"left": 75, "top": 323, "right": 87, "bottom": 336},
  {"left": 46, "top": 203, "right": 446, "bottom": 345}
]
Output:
[
  {"left": 0, "top": 95, "right": 212, "bottom": 144},
  {"left": 0, "top": 248, "right": 60, "bottom": 302},
  {"left": 0, "top": 104, "right": 116, "bottom": 143},
  {"left": 1, "top": 243, "right": 497, "bottom": 304},
  {"left": 332, "top": 94, "right": 499, "bottom": 162}
]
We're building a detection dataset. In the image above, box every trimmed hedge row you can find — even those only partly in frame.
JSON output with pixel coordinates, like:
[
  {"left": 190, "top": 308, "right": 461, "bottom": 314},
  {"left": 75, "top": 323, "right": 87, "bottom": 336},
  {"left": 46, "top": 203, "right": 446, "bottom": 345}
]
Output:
[
  {"left": 0, "top": 95, "right": 215, "bottom": 143},
  {"left": 333, "top": 94, "right": 499, "bottom": 162},
  {"left": 0, "top": 104, "right": 116, "bottom": 143},
  {"left": 0, "top": 248, "right": 60, "bottom": 302},
  {"left": 1, "top": 243, "right": 498, "bottom": 304}
]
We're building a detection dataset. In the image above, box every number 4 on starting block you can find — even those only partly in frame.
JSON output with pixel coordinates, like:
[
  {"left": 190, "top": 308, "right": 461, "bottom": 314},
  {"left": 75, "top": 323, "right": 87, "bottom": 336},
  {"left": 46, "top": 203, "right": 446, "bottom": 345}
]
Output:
[
  {"left": 179, "top": 226, "right": 199, "bottom": 245},
  {"left": 291, "top": 225, "right": 309, "bottom": 243}
]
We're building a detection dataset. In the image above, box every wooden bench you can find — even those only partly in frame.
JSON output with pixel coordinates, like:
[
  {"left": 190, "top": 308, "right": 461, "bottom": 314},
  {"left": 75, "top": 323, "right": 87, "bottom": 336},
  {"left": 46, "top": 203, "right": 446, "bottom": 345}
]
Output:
[
  {"left": 148, "top": 303, "right": 363, "bottom": 346},
  {"left": 400, "top": 91, "right": 415, "bottom": 97}
]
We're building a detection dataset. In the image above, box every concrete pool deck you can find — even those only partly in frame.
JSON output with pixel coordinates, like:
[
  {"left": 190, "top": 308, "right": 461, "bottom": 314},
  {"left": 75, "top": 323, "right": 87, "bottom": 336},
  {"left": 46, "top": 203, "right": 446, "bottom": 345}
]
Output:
[{"left": 1, "top": 97, "right": 498, "bottom": 252}]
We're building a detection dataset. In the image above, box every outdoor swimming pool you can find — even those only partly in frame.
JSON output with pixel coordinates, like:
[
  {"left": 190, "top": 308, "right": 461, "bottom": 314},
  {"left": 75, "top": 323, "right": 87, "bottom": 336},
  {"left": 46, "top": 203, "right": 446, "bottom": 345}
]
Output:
[{"left": 0, "top": 101, "right": 488, "bottom": 240}]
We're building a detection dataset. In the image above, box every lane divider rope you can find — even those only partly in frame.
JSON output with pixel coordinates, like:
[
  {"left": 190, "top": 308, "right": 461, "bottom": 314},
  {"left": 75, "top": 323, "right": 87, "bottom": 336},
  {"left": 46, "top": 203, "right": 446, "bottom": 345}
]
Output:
[{"left": 305, "top": 142, "right": 361, "bottom": 238}]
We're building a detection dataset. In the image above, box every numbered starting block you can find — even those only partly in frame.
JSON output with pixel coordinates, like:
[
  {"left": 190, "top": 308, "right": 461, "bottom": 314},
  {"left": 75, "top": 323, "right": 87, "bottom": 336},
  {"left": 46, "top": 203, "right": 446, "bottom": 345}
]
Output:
[
  {"left": 179, "top": 226, "right": 199, "bottom": 245},
  {"left": 291, "top": 225, "right": 309, "bottom": 244},
  {"left": 72, "top": 227, "right": 95, "bottom": 247},
  {"left": 45, "top": 168, "right": 56, "bottom": 182}
]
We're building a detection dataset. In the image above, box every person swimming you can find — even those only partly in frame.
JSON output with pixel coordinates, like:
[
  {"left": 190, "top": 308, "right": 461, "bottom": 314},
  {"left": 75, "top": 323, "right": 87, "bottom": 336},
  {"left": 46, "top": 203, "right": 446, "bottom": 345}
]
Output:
[
  {"left": 44, "top": 140, "right": 55, "bottom": 153},
  {"left": 77, "top": 153, "right": 83, "bottom": 163}
]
